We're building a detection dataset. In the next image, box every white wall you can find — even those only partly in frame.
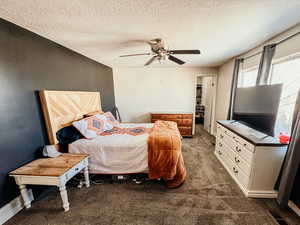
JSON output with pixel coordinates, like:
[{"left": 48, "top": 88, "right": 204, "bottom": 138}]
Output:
[
  {"left": 113, "top": 67, "right": 217, "bottom": 123},
  {"left": 215, "top": 23, "right": 300, "bottom": 128}
]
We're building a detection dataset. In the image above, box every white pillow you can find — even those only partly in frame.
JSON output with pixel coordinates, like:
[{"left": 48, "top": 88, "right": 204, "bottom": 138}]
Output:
[{"left": 72, "top": 114, "right": 113, "bottom": 139}]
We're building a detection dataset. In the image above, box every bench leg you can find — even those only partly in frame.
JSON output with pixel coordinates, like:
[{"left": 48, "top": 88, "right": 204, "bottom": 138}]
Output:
[
  {"left": 59, "top": 185, "right": 69, "bottom": 212},
  {"left": 19, "top": 184, "right": 31, "bottom": 209},
  {"left": 84, "top": 166, "right": 90, "bottom": 188}
]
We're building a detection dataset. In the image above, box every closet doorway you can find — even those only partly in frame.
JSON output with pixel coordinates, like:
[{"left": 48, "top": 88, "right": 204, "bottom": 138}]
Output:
[{"left": 195, "top": 75, "right": 217, "bottom": 135}]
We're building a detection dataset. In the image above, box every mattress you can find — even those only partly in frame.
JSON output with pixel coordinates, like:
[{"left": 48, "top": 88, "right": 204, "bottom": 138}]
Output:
[{"left": 69, "top": 123, "right": 153, "bottom": 174}]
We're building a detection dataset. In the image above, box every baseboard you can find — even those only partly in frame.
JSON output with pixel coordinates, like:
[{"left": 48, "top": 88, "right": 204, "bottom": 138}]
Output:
[
  {"left": 246, "top": 190, "right": 278, "bottom": 198},
  {"left": 0, "top": 189, "right": 33, "bottom": 225},
  {"left": 288, "top": 200, "right": 300, "bottom": 217}
]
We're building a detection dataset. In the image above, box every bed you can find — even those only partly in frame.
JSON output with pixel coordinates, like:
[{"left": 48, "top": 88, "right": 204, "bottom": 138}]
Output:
[
  {"left": 39, "top": 90, "right": 186, "bottom": 187},
  {"left": 69, "top": 123, "right": 153, "bottom": 174}
]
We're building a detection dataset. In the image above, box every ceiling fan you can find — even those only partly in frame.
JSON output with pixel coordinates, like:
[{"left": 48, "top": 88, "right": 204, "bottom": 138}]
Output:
[{"left": 119, "top": 38, "right": 201, "bottom": 66}]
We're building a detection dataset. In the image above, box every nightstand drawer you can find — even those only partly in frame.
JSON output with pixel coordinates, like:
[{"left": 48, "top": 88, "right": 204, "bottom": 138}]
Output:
[{"left": 64, "top": 159, "right": 87, "bottom": 181}]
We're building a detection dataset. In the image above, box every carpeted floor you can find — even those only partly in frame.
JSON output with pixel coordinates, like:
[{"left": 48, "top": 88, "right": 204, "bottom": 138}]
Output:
[{"left": 5, "top": 125, "right": 300, "bottom": 225}]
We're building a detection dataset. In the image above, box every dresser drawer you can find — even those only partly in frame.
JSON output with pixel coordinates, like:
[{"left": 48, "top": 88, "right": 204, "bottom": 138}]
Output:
[
  {"left": 182, "top": 114, "right": 193, "bottom": 119},
  {"left": 151, "top": 118, "right": 180, "bottom": 123},
  {"left": 218, "top": 128, "right": 253, "bottom": 163},
  {"left": 152, "top": 114, "right": 182, "bottom": 119},
  {"left": 218, "top": 124, "right": 255, "bottom": 153},
  {"left": 216, "top": 138, "right": 227, "bottom": 157},
  {"left": 152, "top": 113, "right": 193, "bottom": 136},
  {"left": 234, "top": 135, "right": 255, "bottom": 153},
  {"left": 226, "top": 147, "right": 251, "bottom": 175},
  {"left": 221, "top": 131, "right": 235, "bottom": 148},
  {"left": 178, "top": 127, "right": 192, "bottom": 136},
  {"left": 232, "top": 142, "right": 254, "bottom": 164},
  {"left": 162, "top": 114, "right": 182, "bottom": 119},
  {"left": 217, "top": 128, "right": 226, "bottom": 141},
  {"left": 225, "top": 156, "right": 250, "bottom": 189},
  {"left": 215, "top": 147, "right": 224, "bottom": 158},
  {"left": 163, "top": 118, "right": 182, "bottom": 124},
  {"left": 179, "top": 119, "right": 193, "bottom": 126},
  {"left": 151, "top": 114, "right": 162, "bottom": 119},
  {"left": 216, "top": 139, "right": 249, "bottom": 189}
]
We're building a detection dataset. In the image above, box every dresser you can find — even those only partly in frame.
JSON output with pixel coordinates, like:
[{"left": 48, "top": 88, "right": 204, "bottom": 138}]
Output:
[
  {"left": 215, "top": 120, "right": 287, "bottom": 198},
  {"left": 151, "top": 112, "right": 193, "bottom": 137}
]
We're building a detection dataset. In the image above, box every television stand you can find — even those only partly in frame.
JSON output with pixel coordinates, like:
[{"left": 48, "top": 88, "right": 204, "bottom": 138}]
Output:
[{"left": 215, "top": 120, "right": 288, "bottom": 198}]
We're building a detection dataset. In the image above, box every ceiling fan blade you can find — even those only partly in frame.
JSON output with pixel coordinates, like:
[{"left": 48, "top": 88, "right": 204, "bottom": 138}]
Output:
[
  {"left": 168, "top": 55, "right": 185, "bottom": 65},
  {"left": 120, "top": 53, "right": 151, "bottom": 57},
  {"left": 169, "top": 50, "right": 201, "bottom": 55},
  {"left": 144, "top": 56, "right": 157, "bottom": 66}
]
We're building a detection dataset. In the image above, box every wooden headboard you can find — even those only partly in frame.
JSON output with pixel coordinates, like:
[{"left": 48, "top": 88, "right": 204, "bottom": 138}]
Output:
[{"left": 39, "top": 90, "right": 101, "bottom": 144}]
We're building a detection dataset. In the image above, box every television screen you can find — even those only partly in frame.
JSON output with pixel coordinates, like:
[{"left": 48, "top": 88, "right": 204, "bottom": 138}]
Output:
[{"left": 233, "top": 84, "right": 283, "bottom": 136}]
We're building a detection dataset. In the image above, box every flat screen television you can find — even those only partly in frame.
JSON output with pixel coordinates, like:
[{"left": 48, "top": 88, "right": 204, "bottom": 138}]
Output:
[{"left": 233, "top": 84, "right": 283, "bottom": 137}]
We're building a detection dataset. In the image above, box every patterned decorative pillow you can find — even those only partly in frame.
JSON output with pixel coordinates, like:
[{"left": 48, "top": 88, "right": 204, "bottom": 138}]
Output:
[
  {"left": 103, "top": 111, "right": 120, "bottom": 127},
  {"left": 72, "top": 114, "right": 113, "bottom": 139}
]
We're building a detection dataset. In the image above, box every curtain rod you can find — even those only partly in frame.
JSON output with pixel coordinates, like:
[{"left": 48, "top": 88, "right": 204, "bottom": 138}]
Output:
[{"left": 241, "top": 30, "right": 300, "bottom": 61}]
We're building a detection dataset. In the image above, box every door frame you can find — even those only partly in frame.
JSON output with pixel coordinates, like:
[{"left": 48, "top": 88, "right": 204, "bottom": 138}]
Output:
[{"left": 194, "top": 73, "right": 218, "bottom": 136}]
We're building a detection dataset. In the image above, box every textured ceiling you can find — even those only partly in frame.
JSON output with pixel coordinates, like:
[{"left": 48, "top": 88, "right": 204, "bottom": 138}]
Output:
[{"left": 1, "top": 0, "right": 300, "bottom": 67}]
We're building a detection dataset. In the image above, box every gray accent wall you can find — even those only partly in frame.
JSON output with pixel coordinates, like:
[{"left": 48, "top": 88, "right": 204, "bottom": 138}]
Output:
[{"left": 0, "top": 18, "right": 115, "bottom": 207}]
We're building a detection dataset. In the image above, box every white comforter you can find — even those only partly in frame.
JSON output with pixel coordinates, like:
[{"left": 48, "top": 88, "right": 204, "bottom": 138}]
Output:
[{"left": 69, "top": 123, "right": 153, "bottom": 174}]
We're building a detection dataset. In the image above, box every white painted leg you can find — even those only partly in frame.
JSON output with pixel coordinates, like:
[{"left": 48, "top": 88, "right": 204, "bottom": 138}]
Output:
[
  {"left": 59, "top": 185, "right": 69, "bottom": 212},
  {"left": 84, "top": 166, "right": 90, "bottom": 188},
  {"left": 19, "top": 184, "right": 31, "bottom": 209}
]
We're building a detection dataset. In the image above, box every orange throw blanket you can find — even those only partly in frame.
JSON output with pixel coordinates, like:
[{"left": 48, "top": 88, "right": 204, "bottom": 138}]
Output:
[{"left": 148, "top": 120, "right": 186, "bottom": 188}]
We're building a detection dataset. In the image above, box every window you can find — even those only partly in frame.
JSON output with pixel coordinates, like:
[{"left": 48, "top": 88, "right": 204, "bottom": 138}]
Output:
[
  {"left": 271, "top": 55, "right": 300, "bottom": 136},
  {"left": 236, "top": 54, "right": 300, "bottom": 137},
  {"left": 237, "top": 67, "right": 258, "bottom": 88}
]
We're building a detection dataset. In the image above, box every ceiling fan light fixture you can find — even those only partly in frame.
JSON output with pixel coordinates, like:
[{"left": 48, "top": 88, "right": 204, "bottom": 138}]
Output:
[{"left": 119, "top": 38, "right": 201, "bottom": 66}]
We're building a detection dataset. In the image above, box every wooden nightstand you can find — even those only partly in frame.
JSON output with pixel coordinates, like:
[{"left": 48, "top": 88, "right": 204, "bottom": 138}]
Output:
[{"left": 10, "top": 153, "right": 90, "bottom": 212}]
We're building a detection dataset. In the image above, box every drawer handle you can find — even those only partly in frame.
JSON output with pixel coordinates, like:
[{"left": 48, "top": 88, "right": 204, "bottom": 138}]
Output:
[
  {"left": 75, "top": 167, "right": 79, "bottom": 171},
  {"left": 219, "top": 143, "right": 222, "bottom": 147},
  {"left": 220, "top": 134, "right": 224, "bottom": 139},
  {"left": 243, "top": 143, "right": 247, "bottom": 147},
  {"left": 234, "top": 157, "right": 240, "bottom": 163},
  {"left": 235, "top": 146, "right": 241, "bottom": 153},
  {"left": 233, "top": 136, "right": 236, "bottom": 139},
  {"left": 218, "top": 150, "right": 222, "bottom": 155},
  {"left": 232, "top": 167, "right": 238, "bottom": 174}
]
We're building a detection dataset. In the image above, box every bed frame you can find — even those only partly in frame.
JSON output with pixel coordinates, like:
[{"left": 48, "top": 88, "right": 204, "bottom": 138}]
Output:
[{"left": 39, "top": 90, "right": 102, "bottom": 145}]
